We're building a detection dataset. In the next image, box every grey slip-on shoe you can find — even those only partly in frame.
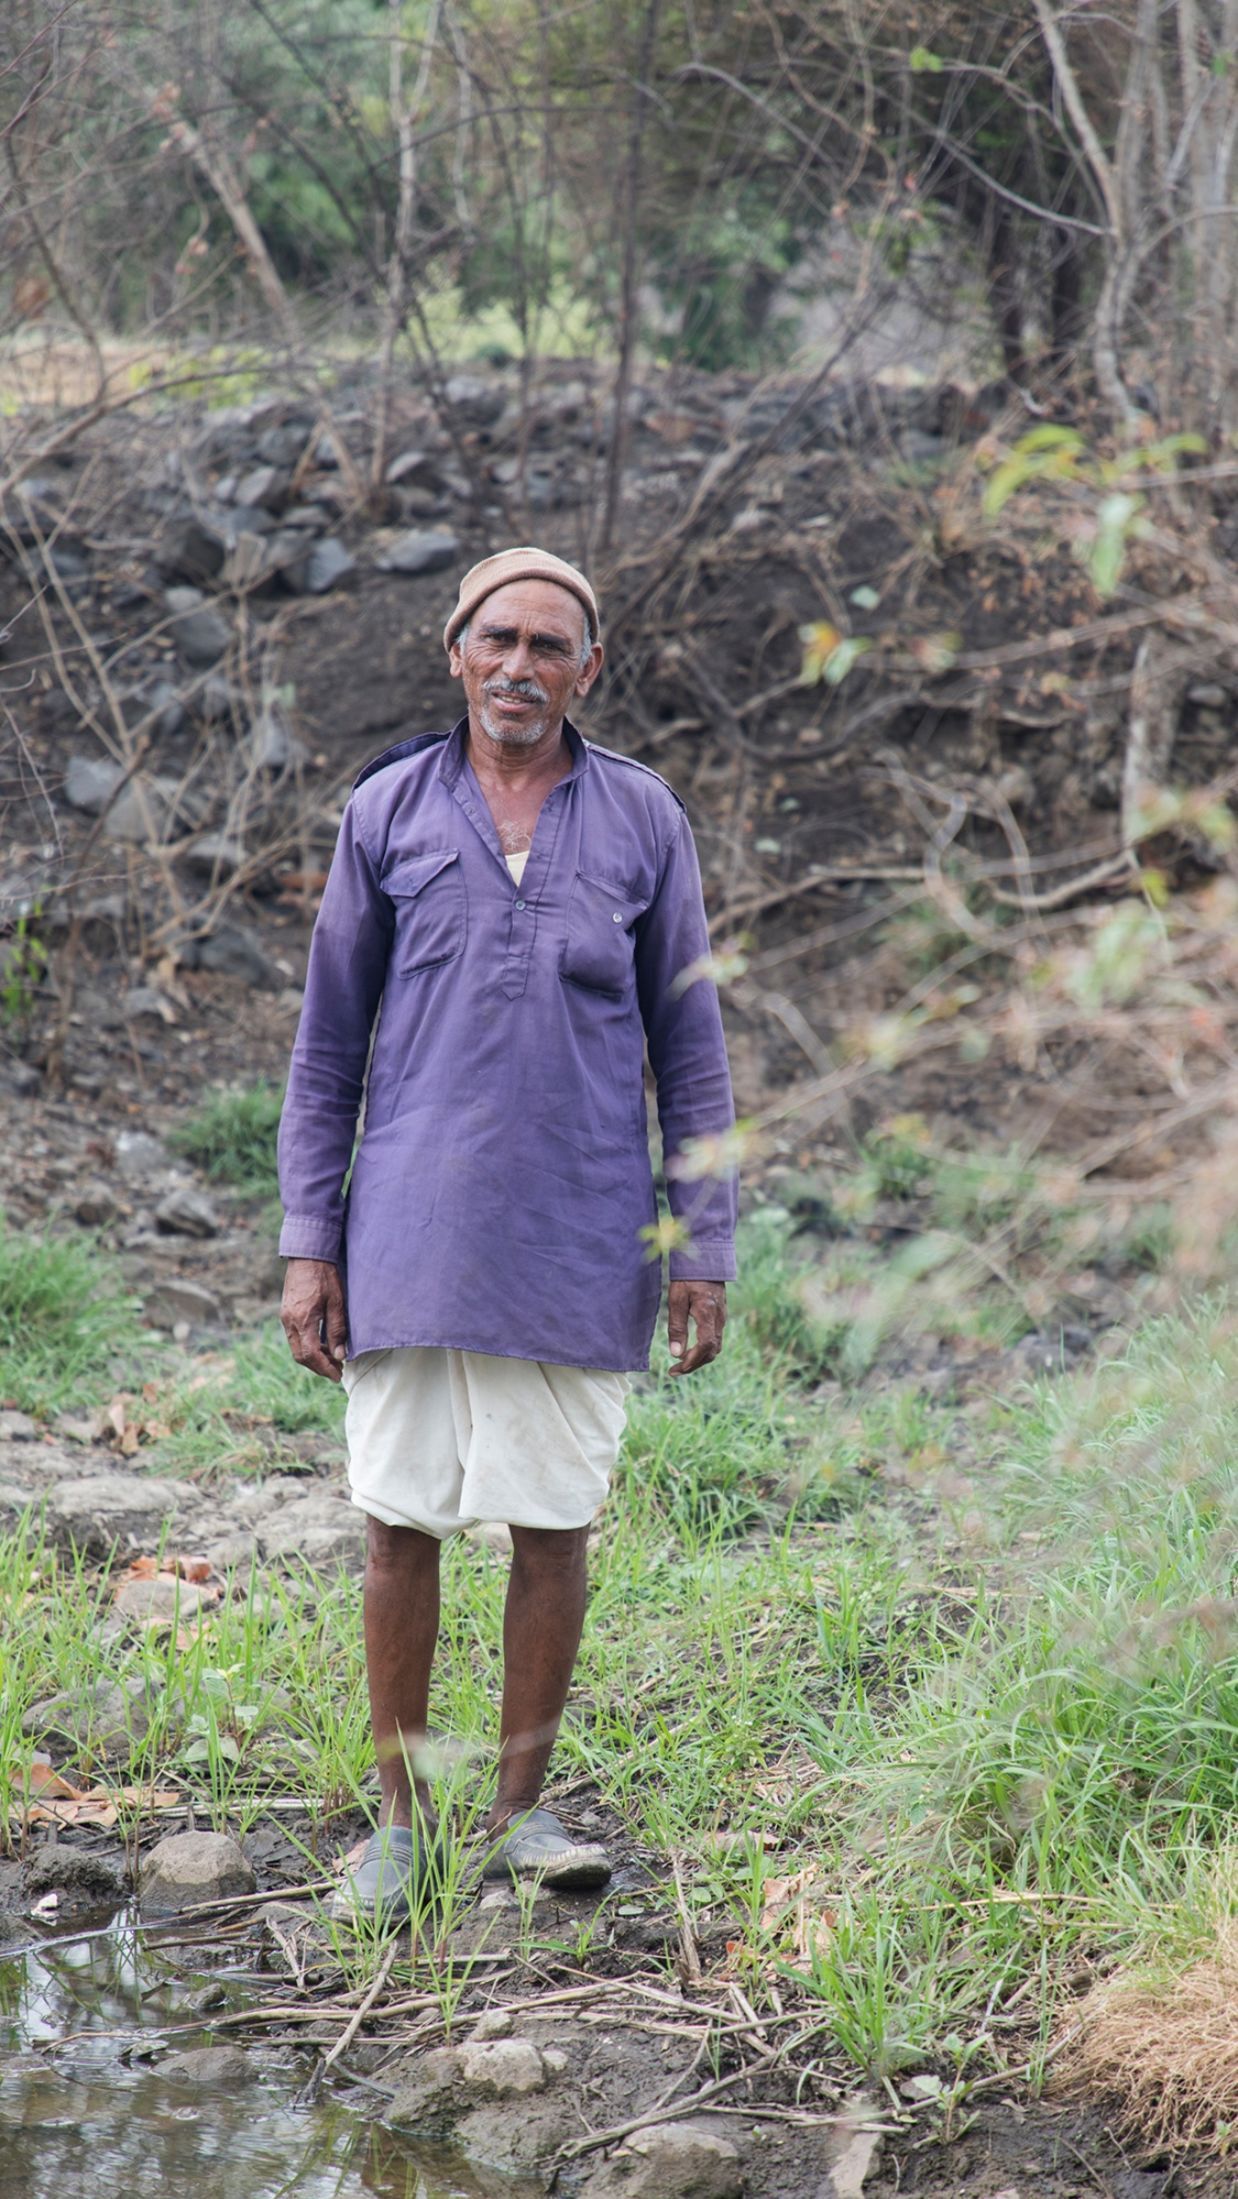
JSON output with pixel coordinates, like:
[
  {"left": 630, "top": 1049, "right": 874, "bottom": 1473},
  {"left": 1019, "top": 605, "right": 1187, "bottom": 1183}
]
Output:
[
  {"left": 329, "top": 1821, "right": 440, "bottom": 1927},
  {"left": 480, "top": 1806, "right": 611, "bottom": 1891}
]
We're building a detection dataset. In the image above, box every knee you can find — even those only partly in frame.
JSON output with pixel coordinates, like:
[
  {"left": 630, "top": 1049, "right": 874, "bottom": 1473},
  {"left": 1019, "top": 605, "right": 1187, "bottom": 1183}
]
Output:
[
  {"left": 509, "top": 1523, "right": 589, "bottom": 1574},
  {"left": 366, "top": 1516, "right": 440, "bottom": 1574}
]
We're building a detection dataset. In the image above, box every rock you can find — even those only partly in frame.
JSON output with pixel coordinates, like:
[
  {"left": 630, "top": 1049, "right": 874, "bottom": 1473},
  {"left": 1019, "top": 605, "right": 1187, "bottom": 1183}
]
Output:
[
  {"left": 256, "top": 421, "right": 312, "bottom": 468},
  {"left": 24, "top": 1675, "right": 157, "bottom": 1761},
  {"left": 259, "top": 1496, "right": 364, "bottom": 1570},
  {"left": 64, "top": 755, "right": 124, "bottom": 814},
  {"left": 234, "top": 464, "right": 288, "bottom": 511},
  {"left": 457, "top": 2100, "right": 579, "bottom": 2177},
  {"left": 5, "top": 1061, "right": 42, "bottom": 1096},
  {"left": 384, "top": 450, "right": 446, "bottom": 491},
  {"left": 388, "top": 2046, "right": 465, "bottom": 2125},
  {"left": 246, "top": 705, "right": 305, "bottom": 773},
  {"left": 47, "top": 1471, "right": 184, "bottom": 1558},
  {"left": 74, "top": 1181, "right": 123, "bottom": 1226},
  {"left": 444, "top": 374, "right": 505, "bottom": 424},
  {"left": 180, "top": 833, "right": 246, "bottom": 878},
  {"left": 207, "top": 1530, "right": 258, "bottom": 1573},
  {"left": 375, "top": 526, "right": 459, "bottom": 576},
  {"left": 456, "top": 2038, "right": 547, "bottom": 2097},
  {"left": 148, "top": 680, "right": 187, "bottom": 738},
  {"left": 121, "top": 987, "right": 175, "bottom": 1023},
  {"left": 164, "top": 587, "right": 231, "bottom": 666},
  {"left": 113, "top": 1573, "right": 212, "bottom": 1625},
  {"left": 280, "top": 536, "right": 355, "bottom": 595},
  {"left": 154, "top": 1185, "right": 220, "bottom": 1238},
  {"left": 156, "top": 513, "right": 226, "bottom": 585},
  {"left": 24, "top": 1847, "right": 127, "bottom": 1908},
  {"left": 471, "top": 2008, "right": 513, "bottom": 2041},
  {"left": 582, "top": 2124, "right": 743, "bottom": 2199},
  {"left": 185, "top": 921, "right": 283, "bottom": 990},
  {"left": 115, "top": 1130, "right": 171, "bottom": 1183},
  {"left": 142, "top": 1277, "right": 224, "bottom": 1331},
  {"left": 160, "top": 2044, "right": 254, "bottom": 2084},
  {"left": 139, "top": 1831, "right": 256, "bottom": 1916},
  {"left": 0, "top": 1409, "right": 37, "bottom": 1441},
  {"left": 100, "top": 773, "right": 181, "bottom": 848}
]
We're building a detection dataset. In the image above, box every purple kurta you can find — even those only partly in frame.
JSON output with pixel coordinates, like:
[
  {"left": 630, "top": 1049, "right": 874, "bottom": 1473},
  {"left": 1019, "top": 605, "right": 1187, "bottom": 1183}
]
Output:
[{"left": 277, "top": 719, "right": 737, "bottom": 1372}]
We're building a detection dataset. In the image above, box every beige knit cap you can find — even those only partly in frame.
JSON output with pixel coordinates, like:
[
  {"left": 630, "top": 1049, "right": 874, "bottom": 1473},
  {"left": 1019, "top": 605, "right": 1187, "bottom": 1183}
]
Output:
[{"left": 443, "top": 545, "right": 600, "bottom": 652}]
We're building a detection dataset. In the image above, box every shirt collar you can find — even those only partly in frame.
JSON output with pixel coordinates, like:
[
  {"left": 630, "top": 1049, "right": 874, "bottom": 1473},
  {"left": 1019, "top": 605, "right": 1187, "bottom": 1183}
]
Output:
[{"left": 437, "top": 714, "right": 591, "bottom": 788}]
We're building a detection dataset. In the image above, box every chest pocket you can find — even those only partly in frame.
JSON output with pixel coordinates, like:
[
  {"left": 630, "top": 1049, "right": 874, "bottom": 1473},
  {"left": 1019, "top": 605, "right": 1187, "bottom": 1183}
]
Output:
[
  {"left": 560, "top": 872, "right": 646, "bottom": 997},
  {"left": 384, "top": 849, "right": 465, "bottom": 975}
]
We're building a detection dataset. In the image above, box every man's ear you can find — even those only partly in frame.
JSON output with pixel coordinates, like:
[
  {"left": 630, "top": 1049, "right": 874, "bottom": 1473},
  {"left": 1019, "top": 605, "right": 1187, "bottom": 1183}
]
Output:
[
  {"left": 573, "top": 640, "right": 604, "bottom": 698},
  {"left": 448, "top": 642, "right": 465, "bottom": 681}
]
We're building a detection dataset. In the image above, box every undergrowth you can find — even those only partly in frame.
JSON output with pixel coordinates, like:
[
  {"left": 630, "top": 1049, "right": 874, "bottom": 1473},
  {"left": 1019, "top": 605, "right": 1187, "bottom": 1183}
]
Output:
[{"left": 1, "top": 1180, "right": 1230, "bottom": 2123}]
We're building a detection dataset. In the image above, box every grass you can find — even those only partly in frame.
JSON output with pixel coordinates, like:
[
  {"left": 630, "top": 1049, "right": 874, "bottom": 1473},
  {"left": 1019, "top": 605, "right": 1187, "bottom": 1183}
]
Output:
[
  {"left": 167, "top": 1080, "right": 284, "bottom": 1193},
  {"left": 2, "top": 1194, "right": 1235, "bottom": 2139},
  {"left": 0, "top": 1223, "right": 137, "bottom": 1414}
]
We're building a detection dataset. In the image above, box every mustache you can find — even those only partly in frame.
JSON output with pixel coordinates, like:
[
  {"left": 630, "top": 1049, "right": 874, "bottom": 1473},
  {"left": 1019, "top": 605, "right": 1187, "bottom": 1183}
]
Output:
[{"left": 483, "top": 677, "right": 549, "bottom": 705}]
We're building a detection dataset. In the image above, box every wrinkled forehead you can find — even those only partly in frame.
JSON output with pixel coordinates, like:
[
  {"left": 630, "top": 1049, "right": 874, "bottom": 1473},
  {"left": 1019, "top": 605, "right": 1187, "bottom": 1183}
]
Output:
[{"left": 472, "top": 578, "right": 589, "bottom": 645}]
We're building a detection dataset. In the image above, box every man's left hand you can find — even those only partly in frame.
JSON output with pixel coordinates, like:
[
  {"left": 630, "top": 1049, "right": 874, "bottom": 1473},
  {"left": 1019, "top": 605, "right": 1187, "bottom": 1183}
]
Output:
[{"left": 667, "top": 1280, "right": 726, "bottom": 1375}]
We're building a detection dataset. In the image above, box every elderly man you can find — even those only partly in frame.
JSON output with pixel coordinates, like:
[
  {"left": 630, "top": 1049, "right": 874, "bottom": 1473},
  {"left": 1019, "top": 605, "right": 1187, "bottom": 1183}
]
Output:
[{"left": 277, "top": 546, "right": 737, "bottom": 1922}]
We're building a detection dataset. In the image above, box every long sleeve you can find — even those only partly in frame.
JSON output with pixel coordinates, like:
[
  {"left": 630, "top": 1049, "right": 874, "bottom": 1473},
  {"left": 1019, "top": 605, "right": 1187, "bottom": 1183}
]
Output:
[
  {"left": 635, "top": 810, "right": 738, "bottom": 1281},
  {"left": 277, "top": 800, "right": 393, "bottom": 1263}
]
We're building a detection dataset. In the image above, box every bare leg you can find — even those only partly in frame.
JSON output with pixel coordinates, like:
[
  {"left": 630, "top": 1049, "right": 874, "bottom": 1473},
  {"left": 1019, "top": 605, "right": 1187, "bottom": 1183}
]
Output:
[
  {"left": 489, "top": 1522, "right": 590, "bottom": 1831},
  {"left": 362, "top": 1517, "right": 441, "bottom": 1828}
]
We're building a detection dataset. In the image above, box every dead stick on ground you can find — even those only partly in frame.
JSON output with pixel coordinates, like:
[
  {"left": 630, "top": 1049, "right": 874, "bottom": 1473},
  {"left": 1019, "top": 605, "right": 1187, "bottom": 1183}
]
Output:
[{"left": 298, "top": 1939, "right": 400, "bottom": 2106}]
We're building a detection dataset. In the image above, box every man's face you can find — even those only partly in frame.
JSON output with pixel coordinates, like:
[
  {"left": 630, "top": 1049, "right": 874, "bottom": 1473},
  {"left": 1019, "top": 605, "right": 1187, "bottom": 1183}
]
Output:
[{"left": 449, "top": 580, "right": 603, "bottom": 749}]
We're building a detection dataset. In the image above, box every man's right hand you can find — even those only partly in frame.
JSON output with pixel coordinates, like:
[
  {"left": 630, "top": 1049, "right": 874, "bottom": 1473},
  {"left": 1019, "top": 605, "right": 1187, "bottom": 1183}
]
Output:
[{"left": 281, "top": 1258, "right": 348, "bottom": 1382}]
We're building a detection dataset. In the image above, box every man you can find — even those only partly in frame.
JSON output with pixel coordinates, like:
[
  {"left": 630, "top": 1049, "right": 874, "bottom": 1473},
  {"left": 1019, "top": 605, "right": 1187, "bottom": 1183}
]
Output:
[{"left": 277, "top": 545, "right": 737, "bottom": 1922}]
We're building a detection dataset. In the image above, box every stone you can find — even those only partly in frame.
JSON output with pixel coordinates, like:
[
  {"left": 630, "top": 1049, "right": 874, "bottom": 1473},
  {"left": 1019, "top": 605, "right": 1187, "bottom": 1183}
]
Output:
[
  {"left": 456, "top": 2038, "right": 547, "bottom": 2097},
  {"left": 100, "top": 773, "right": 181, "bottom": 847},
  {"left": 74, "top": 1181, "right": 123, "bottom": 1229},
  {"left": 259, "top": 1497, "right": 364, "bottom": 1570},
  {"left": 256, "top": 421, "right": 311, "bottom": 468},
  {"left": 207, "top": 1530, "right": 258, "bottom": 1572},
  {"left": 113, "top": 1573, "right": 212, "bottom": 1624},
  {"left": 186, "top": 921, "right": 283, "bottom": 989},
  {"left": 47, "top": 1471, "right": 184, "bottom": 1558},
  {"left": 154, "top": 1185, "right": 220, "bottom": 1238},
  {"left": 471, "top": 2008, "right": 513, "bottom": 2041},
  {"left": 280, "top": 536, "right": 355, "bottom": 595},
  {"left": 456, "top": 2100, "right": 579, "bottom": 2177},
  {"left": 160, "top": 2044, "right": 254, "bottom": 2084},
  {"left": 444, "top": 374, "right": 505, "bottom": 424},
  {"left": 121, "top": 988, "right": 174, "bottom": 1023},
  {"left": 23, "top": 1675, "right": 156, "bottom": 1762},
  {"left": 139, "top": 1831, "right": 256, "bottom": 1916},
  {"left": 148, "top": 681, "right": 187, "bottom": 738},
  {"left": 235, "top": 464, "right": 288, "bottom": 511},
  {"left": 0, "top": 1409, "right": 37, "bottom": 1441},
  {"left": 180, "top": 833, "right": 246, "bottom": 878},
  {"left": 374, "top": 526, "right": 459, "bottom": 576},
  {"left": 384, "top": 449, "right": 445, "bottom": 491},
  {"left": 64, "top": 755, "right": 123, "bottom": 814},
  {"left": 164, "top": 587, "right": 231, "bottom": 666},
  {"left": 24, "top": 1846, "right": 126, "bottom": 1908},
  {"left": 247, "top": 706, "right": 305, "bottom": 773},
  {"left": 116, "top": 1130, "right": 171, "bottom": 1183},
  {"left": 142, "top": 1276, "right": 225, "bottom": 1332},
  {"left": 156, "top": 513, "right": 226, "bottom": 585},
  {"left": 387, "top": 2046, "right": 464, "bottom": 2125},
  {"left": 582, "top": 2123, "right": 743, "bottom": 2199}
]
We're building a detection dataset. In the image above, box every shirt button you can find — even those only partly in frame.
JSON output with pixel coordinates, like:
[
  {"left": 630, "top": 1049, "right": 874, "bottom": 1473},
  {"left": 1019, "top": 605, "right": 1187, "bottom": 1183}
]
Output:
[
  {"left": 515, "top": 900, "right": 525, "bottom": 910},
  {"left": 612, "top": 911, "right": 622, "bottom": 922}
]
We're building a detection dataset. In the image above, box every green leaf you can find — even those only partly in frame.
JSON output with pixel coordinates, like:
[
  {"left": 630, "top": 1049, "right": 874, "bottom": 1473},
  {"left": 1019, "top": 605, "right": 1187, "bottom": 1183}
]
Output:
[
  {"left": 909, "top": 44, "right": 944, "bottom": 71},
  {"left": 823, "top": 635, "right": 872, "bottom": 684},
  {"left": 850, "top": 585, "right": 881, "bottom": 610}
]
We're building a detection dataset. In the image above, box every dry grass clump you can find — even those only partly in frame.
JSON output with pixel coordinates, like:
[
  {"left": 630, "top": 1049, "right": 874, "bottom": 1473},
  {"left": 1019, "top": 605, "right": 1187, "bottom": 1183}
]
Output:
[{"left": 1056, "top": 1920, "right": 1238, "bottom": 2155}]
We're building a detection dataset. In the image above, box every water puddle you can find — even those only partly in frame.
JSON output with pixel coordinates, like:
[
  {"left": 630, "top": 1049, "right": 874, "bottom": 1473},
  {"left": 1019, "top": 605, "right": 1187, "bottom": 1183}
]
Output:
[{"left": 0, "top": 1908, "right": 538, "bottom": 2199}]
